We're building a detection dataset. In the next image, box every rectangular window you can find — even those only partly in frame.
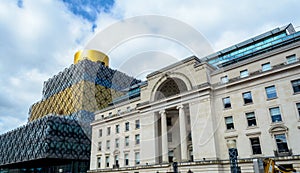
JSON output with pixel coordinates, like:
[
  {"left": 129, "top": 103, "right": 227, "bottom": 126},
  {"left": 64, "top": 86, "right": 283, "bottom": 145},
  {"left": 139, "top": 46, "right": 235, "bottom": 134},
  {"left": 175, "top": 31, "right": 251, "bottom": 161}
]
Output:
[
  {"left": 107, "top": 127, "right": 111, "bottom": 136},
  {"left": 135, "top": 134, "right": 140, "bottom": 145},
  {"left": 135, "top": 152, "right": 140, "bottom": 165},
  {"left": 297, "top": 103, "right": 300, "bottom": 118},
  {"left": 246, "top": 112, "right": 257, "bottom": 127},
  {"left": 167, "top": 132, "right": 172, "bottom": 142},
  {"left": 250, "top": 137, "right": 262, "bottom": 155},
  {"left": 225, "top": 116, "right": 234, "bottom": 130},
  {"left": 292, "top": 79, "right": 300, "bottom": 93},
  {"left": 269, "top": 107, "right": 282, "bottom": 123},
  {"left": 221, "top": 76, "right": 229, "bottom": 84},
  {"left": 127, "top": 106, "right": 131, "bottom": 112},
  {"left": 124, "top": 153, "right": 129, "bottom": 166},
  {"left": 97, "top": 156, "right": 101, "bottom": 168},
  {"left": 135, "top": 120, "right": 140, "bottom": 129},
  {"left": 240, "top": 69, "right": 249, "bottom": 78},
  {"left": 275, "top": 134, "right": 289, "bottom": 153},
  {"left": 99, "top": 129, "right": 102, "bottom": 137},
  {"left": 98, "top": 142, "right": 102, "bottom": 151},
  {"left": 167, "top": 117, "right": 172, "bottom": 126},
  {"left": 125, "top": 136, "right": 129, "bottom": 146},
  {"left": 108, "top": 112, "right": 112, "bottom": 117},
  {"left": 115, "top": 138, "right": 119, "bottom": 148},
  {"left": 286, "top": 54, "right": 297, "bottom": 64},
  {"left": 265, "top": 85, "right": 277, "bottom": 99},
  {"left": 243, "top": 91, "right": 253, "bottom": 104},
  {"left": 115, "top": 124, "right": 120, "bottom": 133},
  {"left": 125, "top": 122, "right": 130, "bottom": 131},
  {"left": 114, "top": 155, "right": 119, "bottom": 166},
  {"left": 105, "top": 156, "right": 110, "bottom": 168},
  {"left": 262, "top": 62, "right": 271, "bottom": 71},
  {"left": 223, "top": 97, "right": 231, "bottom": 108},
  {"left": 106, "top": 140, "right": 110, "bottom": 150},
  {"left": 117, "top": 109, "right": 121, "bottom": 115}
]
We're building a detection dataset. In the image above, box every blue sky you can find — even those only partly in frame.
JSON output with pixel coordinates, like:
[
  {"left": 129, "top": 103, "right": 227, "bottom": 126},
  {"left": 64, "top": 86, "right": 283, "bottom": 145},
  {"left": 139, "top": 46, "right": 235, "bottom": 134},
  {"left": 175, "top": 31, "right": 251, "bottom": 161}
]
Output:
[{"left": 0, "top": 0, "right": 299, "bottom": 134}]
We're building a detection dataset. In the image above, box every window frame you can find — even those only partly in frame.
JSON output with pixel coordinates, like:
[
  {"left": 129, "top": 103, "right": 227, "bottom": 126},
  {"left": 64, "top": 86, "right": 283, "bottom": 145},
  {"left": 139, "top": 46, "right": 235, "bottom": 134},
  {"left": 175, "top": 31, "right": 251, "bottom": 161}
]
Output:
[
  {"left": 269, "top": 107, "right": 283, "bottom": 123},
  {"left": 297, "top": 102, "right": 300, "bottom": 118},
  {"left": 225, "top": 116, "right": 234, "bottom": 130},
  {"left": 223, "top": 97, "right": 231, "bottom": 109},
  {"left": 291, "top": 79, "right": 300, "bottom": 93},
  {"left": 262, "top": 62, "right": 272, "bottom": 71},
  {"left": 97, "top": 156, "right": 101, "bottom": 168},
  {"left": 115, "top": 124, "right": 120, "bottom": 134},
  {"left": 274, "top": 133, "right": 289, "bottom": 153},
  {"left": 107, "top": 127, "right": 111, "bottom": 136},
  {"left": 265, "top": 85, "right": 277, "bottom": 99},
  {"left": 115, "top": 138, "right": 119, "bottom": 148},
  {"left": 221, "top": 75, "right": 229, "bottom": 84},
  {"left": 250, "top": 137, "right": 262, "bottom": 155},
  {"left": 106, "top": 140, "right": 110, "bottom": 150},
  {"left": 286, "top": 54, "right": 297, "bottom": 64},
  {"left": 246, "top": 112, "right": 257, "bottom": 127},
  {"left": 135, "top": 152, "right": 140, "bottom": 165},
  {"left": 99, "top": 129, "right": 102, "bottom": 138},
  {"left": 98, "top": 142, "right": 102, "bottom": 151},
  {"left": 243, "top": 91, "right": 253, "bottom": 104},
  {"left": 125, "top": 122, "right": 130, "bottom": 131},
  {"left": 124, "top": 153, "right": 129, "bottom": 166},
  {"left": 135, "top": 134, "right": 140, "bottom": 145},
  {"left": 135, "top": 120, "right": 140, "bottom": 129},
  {"left": 240, "top": 69, "right": 249, "bottom": 78},
  {"left": 125, "top": 136, "right": 129, "bottom": 147}
]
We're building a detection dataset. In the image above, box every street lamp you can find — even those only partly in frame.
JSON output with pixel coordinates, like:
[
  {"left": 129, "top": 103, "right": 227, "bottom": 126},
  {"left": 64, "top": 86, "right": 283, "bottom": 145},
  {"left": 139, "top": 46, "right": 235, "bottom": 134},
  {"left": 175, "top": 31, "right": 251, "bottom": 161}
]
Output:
[
  {"left": 226, "top": 140, "right": 241, "bottom": 173},
  {"left": 172, "top": 156, "right": 178, "bottom": 173}
]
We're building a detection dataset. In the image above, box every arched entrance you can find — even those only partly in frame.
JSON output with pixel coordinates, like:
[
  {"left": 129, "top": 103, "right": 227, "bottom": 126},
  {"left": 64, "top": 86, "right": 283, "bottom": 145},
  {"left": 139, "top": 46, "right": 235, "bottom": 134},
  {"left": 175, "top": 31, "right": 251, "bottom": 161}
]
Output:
[{"left": 154, "top": 77, "right": 188, "bottom": 101}]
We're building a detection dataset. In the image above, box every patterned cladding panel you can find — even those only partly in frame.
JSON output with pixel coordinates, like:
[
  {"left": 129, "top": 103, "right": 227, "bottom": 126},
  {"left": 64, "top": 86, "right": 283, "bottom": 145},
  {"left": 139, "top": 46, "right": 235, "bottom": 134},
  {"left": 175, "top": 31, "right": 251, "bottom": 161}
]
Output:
[{"left": 0, "top": 114, "right": 92, "bottom": 166}]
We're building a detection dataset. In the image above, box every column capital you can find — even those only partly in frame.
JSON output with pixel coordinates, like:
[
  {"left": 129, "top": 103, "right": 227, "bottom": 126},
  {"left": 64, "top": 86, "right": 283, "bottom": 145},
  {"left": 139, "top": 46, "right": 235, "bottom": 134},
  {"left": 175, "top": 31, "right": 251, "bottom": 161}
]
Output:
[
  {"left": 176, "top": 105, "right": 184, "bottom": 110},
  {"left": 159, "top": 110, "right": 166, "bottom": 115}
]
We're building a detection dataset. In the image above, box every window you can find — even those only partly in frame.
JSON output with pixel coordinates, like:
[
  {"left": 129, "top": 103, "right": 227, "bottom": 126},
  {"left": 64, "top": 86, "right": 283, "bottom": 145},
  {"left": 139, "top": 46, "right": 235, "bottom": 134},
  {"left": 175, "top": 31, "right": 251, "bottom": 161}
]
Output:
[
  {"left": 117, "top": 109, "right": 121, "bottom": 115},
  {"left": 135, "top": 120, "right": 140, "bottom": 129},
  {"left": 98, "top": 142, "right": 102, "bottom": 151},
  {"left": 269, "top": 107, "right": 282, "bottom": 123},
  {"left": 223, "top": 97, "right": 231, "bottom": 108},
  {"left": 262, "top": 62, "right": 271, "bottom": 71},
  {"left": 168, "top": 150, "right": 174, "bottom": 162},
  {"left": 125, "top": 136, "right": 129, "bottom": 146},
  {"left": 221, "top": 76, "right": 229, "bottom": 83},
  {"left": 275, "top": 134, "right": 289, "bottom": 153},
  {"left": 99, "top": 129, "right": 102, "bottom": 137},
  {"left": 188, "top": 132, "right": 192, "bottom": 141},
  {"left": 115, "top": 138, "right": 119, "bottom": 148},
  {"left": 114, "top": 155, "right": 119, "bottom": 166},
  {"left": 135, "top": 134, "right": 140, "bottom": 145},
  {"left": 105, "top": 156, "right": 110, "bottom": 167},
  {"left": 124, "top": 153, "right": 129, "bottom": 166},
  {"left": 167, "top": 132, "right": 172, "bottom": 142},
  {"left": 291, "top": 79, "right": 300, "bottom": 93},
  {"left": 297, "top": 103, "right": 300, "bottom": 118},
  {"left": 286, "top": 54, "right": 297, "bottom": 64},
  {"left": 127, "top": 106, "right": 131, "bottom": 112},
  {"left": 125, "top": 122, "right": 130, "bottom": 131},
  {"left": 167, "top": 117, "right": 172, "bottom": 126},
  {"left": 250, "top": 137, "right": 262, "bottom": 155},
  {"left": 107, "top": 127, "right": 111, "bottom": 136},
  {"left": 106, "top": 140, "right": 110, "bottom": 150},
  {"left": 243, "top": 92, "right": 253, "bottom": 104},
  {"left": 135, "top": 152, "right": 140, "bottom": 165},
  {"left": 265, "top": 86, "right": 277, "bottom": 99},
  {"left": 225, "top": 116, "right": 234, "bottom": 130},
  {"left": 240, "top": 69, "right": 249, "bottom": 78},
  {"left": 246, "top": 112, "right": 257, "bottom": 127},
  {"left": 108, "top": 112, "right": 112, "bottom": 117},
  {"left": 115, "top": 124, "right": 120, "bottom": 133},
  {"left": 97, "top": 156, "right": 101, "bottom": 168}
]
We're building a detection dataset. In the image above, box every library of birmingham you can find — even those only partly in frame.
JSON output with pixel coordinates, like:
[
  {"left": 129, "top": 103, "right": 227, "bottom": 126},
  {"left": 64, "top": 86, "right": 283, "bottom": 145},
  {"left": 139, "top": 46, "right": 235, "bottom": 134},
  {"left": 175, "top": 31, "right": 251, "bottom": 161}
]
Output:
[{"left": 1, "top": 23, "right": 300, "bottom": 173}]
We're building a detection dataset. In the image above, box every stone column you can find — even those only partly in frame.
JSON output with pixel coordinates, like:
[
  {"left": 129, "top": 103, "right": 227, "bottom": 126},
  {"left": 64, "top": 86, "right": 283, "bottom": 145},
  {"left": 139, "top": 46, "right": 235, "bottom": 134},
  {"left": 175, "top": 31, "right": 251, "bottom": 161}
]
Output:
[
  {"left": 177, "top": 105, "right": 188, "bottom": 161},
  {"left": 160, "top": 110, "right": 169, "bottom": 163}
]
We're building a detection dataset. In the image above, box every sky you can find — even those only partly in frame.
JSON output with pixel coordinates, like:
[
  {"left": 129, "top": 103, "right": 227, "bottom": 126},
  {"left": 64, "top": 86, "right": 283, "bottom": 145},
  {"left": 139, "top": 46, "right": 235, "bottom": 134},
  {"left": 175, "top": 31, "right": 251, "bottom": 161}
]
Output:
[{"left": 0, "top": 0, "right": 299, "bottom": 134}]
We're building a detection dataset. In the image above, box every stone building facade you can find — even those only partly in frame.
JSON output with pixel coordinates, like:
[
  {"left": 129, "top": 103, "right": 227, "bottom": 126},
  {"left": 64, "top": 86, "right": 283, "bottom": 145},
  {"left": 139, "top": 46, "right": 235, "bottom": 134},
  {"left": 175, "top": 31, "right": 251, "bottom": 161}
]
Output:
[{"left": 89, "top": 24, "right": 300, "bottom": 172}]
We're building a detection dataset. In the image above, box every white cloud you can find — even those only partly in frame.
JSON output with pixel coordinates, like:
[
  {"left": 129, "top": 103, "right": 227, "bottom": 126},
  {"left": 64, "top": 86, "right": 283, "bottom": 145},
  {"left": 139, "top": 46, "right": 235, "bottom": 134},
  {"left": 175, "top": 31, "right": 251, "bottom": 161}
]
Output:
[{"left": 0, "top": 0, "right": 94, "bottom": 133}]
